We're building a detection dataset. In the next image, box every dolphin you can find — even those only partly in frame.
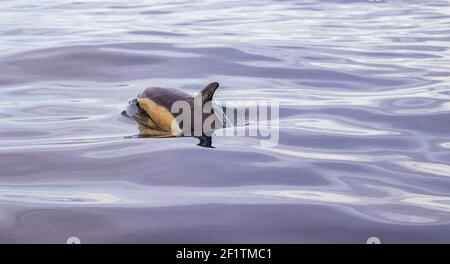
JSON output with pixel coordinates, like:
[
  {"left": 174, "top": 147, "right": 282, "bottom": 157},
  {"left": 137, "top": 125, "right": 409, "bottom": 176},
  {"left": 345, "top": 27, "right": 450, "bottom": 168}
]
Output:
[{"left": 122, "top": 82, "right": 227, "bottom": 147}]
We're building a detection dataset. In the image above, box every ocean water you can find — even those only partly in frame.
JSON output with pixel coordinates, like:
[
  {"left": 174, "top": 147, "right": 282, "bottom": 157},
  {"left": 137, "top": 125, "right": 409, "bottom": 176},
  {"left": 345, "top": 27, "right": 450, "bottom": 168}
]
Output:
[{"left": 1, "top": 0, "right": 450, "bottom": 243}]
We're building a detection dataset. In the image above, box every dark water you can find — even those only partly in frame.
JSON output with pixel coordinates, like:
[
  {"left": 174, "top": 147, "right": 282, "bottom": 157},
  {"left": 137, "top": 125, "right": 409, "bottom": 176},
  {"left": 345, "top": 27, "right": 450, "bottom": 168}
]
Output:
[{"left": 1, "top": 0, "right": 450, "bottom": 243}]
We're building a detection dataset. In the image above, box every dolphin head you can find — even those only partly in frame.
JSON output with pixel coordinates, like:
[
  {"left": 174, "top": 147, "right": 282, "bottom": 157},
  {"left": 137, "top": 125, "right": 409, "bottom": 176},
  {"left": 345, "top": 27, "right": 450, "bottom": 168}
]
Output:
[{"left": 121, "top": 98, "right": 150, "bottom": 124}]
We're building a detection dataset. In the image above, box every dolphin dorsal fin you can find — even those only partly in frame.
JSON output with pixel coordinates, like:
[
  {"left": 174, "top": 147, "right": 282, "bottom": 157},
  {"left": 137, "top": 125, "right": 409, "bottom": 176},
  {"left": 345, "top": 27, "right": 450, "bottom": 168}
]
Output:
[{"left": 197, "top": 82, "right": 219, "bottom": 105}]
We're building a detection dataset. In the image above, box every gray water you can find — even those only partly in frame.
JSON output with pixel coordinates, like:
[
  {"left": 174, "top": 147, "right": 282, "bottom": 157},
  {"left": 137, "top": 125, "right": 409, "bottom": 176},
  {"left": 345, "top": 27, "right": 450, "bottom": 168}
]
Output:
[{"left": 1, "top": 0, "right": 450, "bottom": 243}]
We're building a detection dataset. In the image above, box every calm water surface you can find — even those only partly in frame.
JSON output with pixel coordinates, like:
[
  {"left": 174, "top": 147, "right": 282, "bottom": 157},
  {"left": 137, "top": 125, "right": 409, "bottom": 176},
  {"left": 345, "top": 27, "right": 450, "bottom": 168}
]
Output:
[{"left": 1, "top": 0, "right": 450, "bottom": 243}]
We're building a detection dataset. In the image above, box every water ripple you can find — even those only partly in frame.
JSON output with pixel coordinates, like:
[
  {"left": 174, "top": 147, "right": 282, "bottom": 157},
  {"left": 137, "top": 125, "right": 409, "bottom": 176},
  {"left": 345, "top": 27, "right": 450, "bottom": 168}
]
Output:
[{"left": 1, "top": 182, "right": 449, "bottom": 225}]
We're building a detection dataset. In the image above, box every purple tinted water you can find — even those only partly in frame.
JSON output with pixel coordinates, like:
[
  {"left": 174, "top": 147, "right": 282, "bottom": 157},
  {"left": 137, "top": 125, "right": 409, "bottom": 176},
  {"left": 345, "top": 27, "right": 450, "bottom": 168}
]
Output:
[{"left": 1, "top": 0, "right": 450, "bottom": 243}]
